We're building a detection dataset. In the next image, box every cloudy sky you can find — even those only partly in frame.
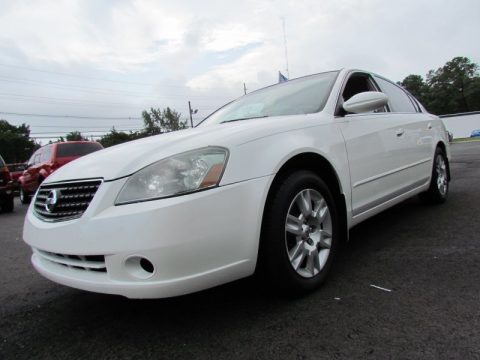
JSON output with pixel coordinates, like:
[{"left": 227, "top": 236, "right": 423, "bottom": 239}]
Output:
[{"left": 0, "top": 0, "right": 479, "bottom": 142}]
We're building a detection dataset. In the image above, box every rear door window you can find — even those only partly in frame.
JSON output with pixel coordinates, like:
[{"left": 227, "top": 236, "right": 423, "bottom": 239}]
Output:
[
  {"left": 407, "top": 94, "right": 422, "bottom": 113},
  {"left": 57, "top": 142, "right": 103, "bottom": 157},
  {"left": 374, "top": 76, "right": 417, "bottom": 113}
]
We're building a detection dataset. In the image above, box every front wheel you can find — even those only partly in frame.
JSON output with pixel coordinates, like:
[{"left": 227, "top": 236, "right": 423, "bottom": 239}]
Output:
[
  {"left": 260, "top": 171, "right": 339, "bottom": 294},
  {"left": 420, "top": 148, "right": 449, "bottom": 204}
]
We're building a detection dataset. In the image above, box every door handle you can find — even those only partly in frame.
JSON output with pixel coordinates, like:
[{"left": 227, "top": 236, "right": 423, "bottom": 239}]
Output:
[
  {"left": 427, "top": 122, "right": 432, "bottom": 129},
  {"left": 395, "top": 128, "right": 405, "bottom": 137}
]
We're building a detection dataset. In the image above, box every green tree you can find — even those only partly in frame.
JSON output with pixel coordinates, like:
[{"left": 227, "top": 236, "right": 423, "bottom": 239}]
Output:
[
  {"left": 400, "top": 74, "right": 431, "bottom": 107},
  {"left": 0, "top": 120, "right": 37, "bottom": 163},
  {"left": 141, "top": 107, "right": 187, "bottom": 136},
  {"left": 400, "top": 56, "right": 480, "bottom": 115},
  {"left": 65, "top": 131, "right": 87, "bottom": 141},
  {"left": 100, "top": 107, "right": 188, "bottom": 148},
  {"left": 426, "top": 56, "right": 480, "bottom": 114},
  {"left": 99, "top": 128, "right": 142, "bottom": 148}
]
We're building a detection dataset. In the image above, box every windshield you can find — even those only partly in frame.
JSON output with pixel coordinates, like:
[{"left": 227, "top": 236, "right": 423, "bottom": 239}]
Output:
[
  {"left": 57, "top": 142, "right": 103, "bottom": 158},
  {"left": 199, "top": 71, "right": 338, "bottom": 126}
]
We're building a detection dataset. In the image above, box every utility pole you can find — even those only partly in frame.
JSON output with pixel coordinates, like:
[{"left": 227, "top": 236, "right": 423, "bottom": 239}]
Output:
[
  {"left": 243, "top": 83, "right": 247, "bottom": 95},
  {"left": 188, "top": 101, "right": 197, "bottom": 128}
]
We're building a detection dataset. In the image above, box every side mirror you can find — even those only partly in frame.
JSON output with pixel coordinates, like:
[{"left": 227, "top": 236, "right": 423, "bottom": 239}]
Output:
[{"left": 343, "top": 91, "right": 388, "bottom": 114}]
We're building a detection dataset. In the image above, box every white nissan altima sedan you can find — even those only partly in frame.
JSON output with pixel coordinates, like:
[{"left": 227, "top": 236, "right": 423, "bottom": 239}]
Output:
[{"left": 23, "top": 69, "right": 450, "bottom": 298}]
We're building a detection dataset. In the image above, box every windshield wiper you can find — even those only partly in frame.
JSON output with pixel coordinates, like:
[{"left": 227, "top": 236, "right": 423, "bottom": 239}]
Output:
[{"left": 220, "top": 115, "right": 268, "bottom": 124}]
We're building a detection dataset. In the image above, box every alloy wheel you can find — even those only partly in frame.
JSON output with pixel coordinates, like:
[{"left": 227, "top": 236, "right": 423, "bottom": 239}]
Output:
[
  {"left": 436, "top": 154, "right": 448, "bottom": 196},
  {"left": 284, "top": 188, "right": 332, "bottom": 278}
]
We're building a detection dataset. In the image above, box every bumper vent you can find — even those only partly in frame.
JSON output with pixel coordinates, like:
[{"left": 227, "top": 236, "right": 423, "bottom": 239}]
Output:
[
  {"left": 35, "top": 249, "right": 106, "bottom": 272},
  {"left": 33, "top": 179, "right": 102, "bottom": 222}
]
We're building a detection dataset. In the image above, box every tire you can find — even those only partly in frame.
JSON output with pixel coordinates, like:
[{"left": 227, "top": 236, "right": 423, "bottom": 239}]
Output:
[
  {"left": 20, "top": 188, "right": 31, "bottom": 204},
  {"left": 420, "top": 147, "right": 449, "bottom": 204},
  {"left": 260, "top": 170, "right": 339, "bottom": 294},
  {"left": 1, "top": 196, "right": 14, "bottom": 212}
]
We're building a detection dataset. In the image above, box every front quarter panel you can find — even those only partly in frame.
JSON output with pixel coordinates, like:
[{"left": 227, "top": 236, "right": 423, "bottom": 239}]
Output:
[{"left": 220, "top": 114, "right": 352, "bottom": 225}]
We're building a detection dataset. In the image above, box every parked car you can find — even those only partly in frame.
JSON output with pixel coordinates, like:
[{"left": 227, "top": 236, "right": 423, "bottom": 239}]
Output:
[
  {"left": 19, "top": 141, "right": 103, "bottom": 204},
  {"left": 23, "top": 69, "right": 450, "bottom": 298},
  {"left": 471, "top": 129, "right": 480, "bottom": 138},
  {"left": 0, "top": 155, "right": 14, "bottom": 212},
  {"left": 7, "top": 163, "right": 27, "bottom": 193}
]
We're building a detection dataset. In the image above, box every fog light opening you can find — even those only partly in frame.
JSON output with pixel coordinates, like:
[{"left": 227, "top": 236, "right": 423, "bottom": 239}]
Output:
[
  {"left": 125, "top": 256, "right": 155, "bottom": 279},
  {"left": 140, "top": 258, "right": 154, "bottom": 274}
]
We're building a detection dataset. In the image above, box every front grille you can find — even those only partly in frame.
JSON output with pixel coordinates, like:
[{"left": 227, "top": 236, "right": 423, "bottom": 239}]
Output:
[
  {"left": 33, "top": 179, "right": 102, "bottom": 222},
  {"left": 35, "top": 249, "right": 107, "bottom": 272}
]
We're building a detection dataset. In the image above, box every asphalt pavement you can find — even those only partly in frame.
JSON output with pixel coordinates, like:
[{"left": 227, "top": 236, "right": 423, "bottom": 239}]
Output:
[{"left": 1, "top": 142, "right": 479, "bottom": 359}]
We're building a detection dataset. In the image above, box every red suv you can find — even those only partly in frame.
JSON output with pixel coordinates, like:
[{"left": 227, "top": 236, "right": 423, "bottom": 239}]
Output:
[
  {"left": 19, "top": 141, "right": 103, "bottom": 204},
  {"left": 0, "top": 155, "right": 14, "bottom": 212}
]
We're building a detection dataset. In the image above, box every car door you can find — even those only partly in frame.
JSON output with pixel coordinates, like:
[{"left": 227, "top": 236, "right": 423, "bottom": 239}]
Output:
[
  {"left": 337, "top": 72, "right": 428, "bottom": 218},
  {"left": 373, "top": 76, "right": 433, "bottom": 189}
]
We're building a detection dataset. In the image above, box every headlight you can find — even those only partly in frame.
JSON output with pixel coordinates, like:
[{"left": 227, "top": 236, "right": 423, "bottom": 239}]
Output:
[{"left": 116, "top": 147, "right": 228, "bottom": 205}]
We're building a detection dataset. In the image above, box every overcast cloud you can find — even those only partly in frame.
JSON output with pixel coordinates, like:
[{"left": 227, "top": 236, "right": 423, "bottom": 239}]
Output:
[{"left": 0, "top": 0, "right": 478, "bottom": 142}]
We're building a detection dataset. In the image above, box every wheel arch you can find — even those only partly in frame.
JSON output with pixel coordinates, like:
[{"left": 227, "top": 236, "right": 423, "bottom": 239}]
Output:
[
  {"left": 259, "top": 152, "right": 349, "bottom": 256},
  {"left": 436, "top": 141, "right": 451, "bottom": 180}
]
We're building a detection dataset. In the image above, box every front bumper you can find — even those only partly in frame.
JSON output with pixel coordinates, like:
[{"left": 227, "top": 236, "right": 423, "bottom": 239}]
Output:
[{"left": 24, "top": 175, "right": 272, "bottom": 298}]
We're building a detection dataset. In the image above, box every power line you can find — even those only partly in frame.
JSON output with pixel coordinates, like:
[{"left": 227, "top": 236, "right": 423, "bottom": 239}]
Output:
[
  {"left": 30, "top": 128, "right": 144, "bottom": 135},
  {"left": 30, "top": 135, "right": 104, "bottom": 139},
  {"left": 0, "top": 94, "right": 144, "bottom": 109},
  {"left": 0, "top": 111, "right": 141, "bottom": 120},
  {"left": 0, "top": 93, "right": 219, "bottom": 111},
  {"left": 0, "top": 76, "right": 234, "bottom": 100},
  {"left": 0, "top": 62, "right": 232, "bottom": 90},
  {"left": 0, "top": 75, "right": 153, "bottom": 96},
  {"left": 29, "top": 125, "right": 143, "bottom": 129},
  {"left": 0, "top": 63, "right": 155, "bottom": 86}
]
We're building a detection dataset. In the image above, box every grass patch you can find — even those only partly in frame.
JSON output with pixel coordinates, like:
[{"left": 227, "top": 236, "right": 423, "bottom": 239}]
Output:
[{"left": 452, "top": 137, "right": 480, "bottom": 143}]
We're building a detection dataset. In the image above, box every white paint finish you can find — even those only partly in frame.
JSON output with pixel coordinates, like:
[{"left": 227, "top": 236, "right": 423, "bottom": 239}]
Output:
[
  {"left": 353, "top": 157, "right": 431, "bottom": 188},
  {"left": 342, "top": 91, "right": 388, "bottom": 114},
  {"left": 25, "top": 176, "right": 272, "bottom": 270},
  {"left": 31, "top": 253, "right": 253, "bottom": 299},
  {"left": 442, "top": 113, "right": 480, "bottom": 138},
  {"left": 23, "top": 69, "right": 450, "bottom": 298},
  {"left": 339, "top": 111, "right": 435, "bottom": 216}
]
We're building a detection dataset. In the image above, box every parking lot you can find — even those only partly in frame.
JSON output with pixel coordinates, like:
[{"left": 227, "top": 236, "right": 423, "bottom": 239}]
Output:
[{"left": 1, "top": 141, "right": 479, "bottom": 359}]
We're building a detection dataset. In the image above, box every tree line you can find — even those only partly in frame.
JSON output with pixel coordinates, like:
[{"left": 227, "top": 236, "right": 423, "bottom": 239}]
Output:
[
  {"left": 1, "top": 56, "right": 479, "bottom": 163},
  {"left": 400, "top": 56, "right": 480, "bottom": 115},
  {"left": 0, "top": 107, "right": 187, "bottom": 162},
  {"left": 57, "top": 107, "right": 187, "bottom": 147}
]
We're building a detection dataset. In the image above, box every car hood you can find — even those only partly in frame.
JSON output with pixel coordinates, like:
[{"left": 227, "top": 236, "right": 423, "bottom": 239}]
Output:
[
  {"left": 45, "top": 115, "right": 314, "bottom": 183},
  {"left": 44, "top": 113, "right": 331, "bottom": 183},
  {"left": 43, "top": 126, "right": 232, "bottom": 182}
]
